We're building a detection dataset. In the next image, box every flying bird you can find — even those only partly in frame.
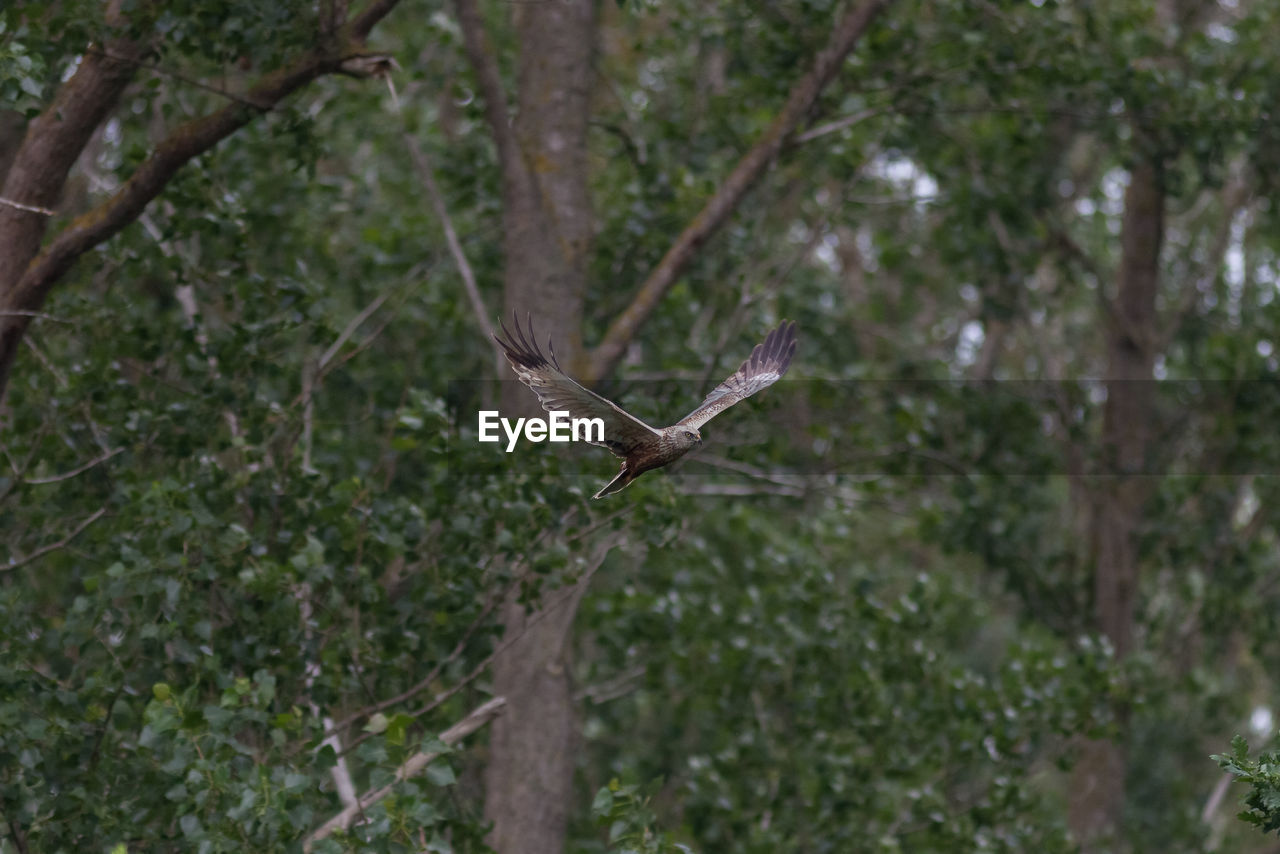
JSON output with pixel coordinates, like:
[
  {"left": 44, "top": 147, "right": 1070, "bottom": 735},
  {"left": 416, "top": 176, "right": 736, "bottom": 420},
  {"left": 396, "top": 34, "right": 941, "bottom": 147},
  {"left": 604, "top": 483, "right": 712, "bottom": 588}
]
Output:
[{"left": 495, "top": 316, "right": 797, "bottom": 498}]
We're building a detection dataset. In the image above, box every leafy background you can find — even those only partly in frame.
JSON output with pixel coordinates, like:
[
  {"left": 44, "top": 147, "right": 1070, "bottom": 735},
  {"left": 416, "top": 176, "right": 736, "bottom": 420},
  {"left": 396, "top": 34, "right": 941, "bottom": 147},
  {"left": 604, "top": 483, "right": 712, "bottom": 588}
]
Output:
[{"left": 3, "top": 0, "right": 1280, "bottom": 851}]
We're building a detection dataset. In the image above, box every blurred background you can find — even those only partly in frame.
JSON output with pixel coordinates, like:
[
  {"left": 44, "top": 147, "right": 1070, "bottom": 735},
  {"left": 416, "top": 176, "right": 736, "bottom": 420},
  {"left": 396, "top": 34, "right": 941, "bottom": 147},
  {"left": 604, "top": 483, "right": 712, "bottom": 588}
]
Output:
[{"left": 2, "top": 0, "right": 1279, "bottom": 851}]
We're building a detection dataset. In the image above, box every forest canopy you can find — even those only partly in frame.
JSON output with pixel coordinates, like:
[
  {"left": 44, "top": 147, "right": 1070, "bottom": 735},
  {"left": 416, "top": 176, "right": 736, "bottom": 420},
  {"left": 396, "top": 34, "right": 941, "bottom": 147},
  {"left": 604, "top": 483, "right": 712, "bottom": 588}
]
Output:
[{"left": 2, "top": 0, "right": 1280, "bottom": 852}]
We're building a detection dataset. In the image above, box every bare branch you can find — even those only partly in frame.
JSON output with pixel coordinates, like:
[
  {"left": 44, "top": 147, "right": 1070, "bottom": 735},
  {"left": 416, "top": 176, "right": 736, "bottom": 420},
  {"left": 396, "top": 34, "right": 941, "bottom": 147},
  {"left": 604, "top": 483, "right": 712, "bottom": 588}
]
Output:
[
  {"left": 304, "top": 696, "right": 507, "bottom": 849},
  {"left": 0, "top": 198, "right": 56, "bottom": 216},
  {"left": 1158, "top": 159, "right": 1252, "bottom": 349},
  {"left": 453, "top": 0, "right": 517, "bottom": 176},
  {"left": 5, "top": 508, "right": 107, "bottom": 572},
  {"left": 0, "top": 36, "right": 149, "bottom": 399},
  {"left": 296, "top": 583, "right": 359, "bottom": 814},
  {"left": 404, "top": 133, "right": 499, "bottom": 357},
  {"left": 0, "top": 1, "right": 407, "bottom": 398},
  {"left": 300, "top": 291, "right": 389, "bottom": 472},
  {"left": 335, "top": 531, "right": 624, "bottom": 758},
  {"left": 385, "top": 71, "right": 499, "bottom": 365},
  {"left": 407, "top": 535, "right": 620, "bottom": 722},
  {"left": 321, "top": 294, "right": 391, "bottom": 371},
  {"left": 793, "top": 106, "right": 885, "bottom": 143},
  {"left": 84, "top": 46, "right": 274, "bottom": 110},
  {"left": 320, "top": 570, "right": 507, "bottom": 741},
  {"left": 0, "top": 310, "right": 73, "bottom": 324},
  {"left": 23, "top": 447, "right": 122, "bottom": 485},
  {"left": 575, "top": 664, "right": 647, "bottom": 704},
  {"left": 585, "top": 0, "right": 892, "bottom": 384},
  {"left": 677, "top": 482, "right": 807, "bottom": 497}
]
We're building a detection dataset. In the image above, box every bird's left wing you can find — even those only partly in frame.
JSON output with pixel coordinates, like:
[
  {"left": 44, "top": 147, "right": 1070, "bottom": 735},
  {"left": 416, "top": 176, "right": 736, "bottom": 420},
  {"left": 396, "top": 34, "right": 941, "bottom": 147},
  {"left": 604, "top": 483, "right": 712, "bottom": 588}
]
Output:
[
  {"left": 676, "top": 320, "right": 797, "bottom": 430},
  {"left": 494, "top": 314, "right": 662, "bottom": 459}
]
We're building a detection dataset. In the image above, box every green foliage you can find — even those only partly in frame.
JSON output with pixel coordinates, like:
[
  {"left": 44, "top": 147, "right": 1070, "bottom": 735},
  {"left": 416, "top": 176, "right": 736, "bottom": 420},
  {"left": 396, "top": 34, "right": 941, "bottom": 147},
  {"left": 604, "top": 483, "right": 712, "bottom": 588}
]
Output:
[
  {"left": 588, "top": 779, "right": 695, "bottom": 854},
  {"left": 577, "top": 501, "right": 1117, "bottom": 853},
  {"left": 6, "top": 0, "right": 1280, "bottom": 851},
  {"left": 1214, "top": 736, "right": 1280, "bottom": 837}
]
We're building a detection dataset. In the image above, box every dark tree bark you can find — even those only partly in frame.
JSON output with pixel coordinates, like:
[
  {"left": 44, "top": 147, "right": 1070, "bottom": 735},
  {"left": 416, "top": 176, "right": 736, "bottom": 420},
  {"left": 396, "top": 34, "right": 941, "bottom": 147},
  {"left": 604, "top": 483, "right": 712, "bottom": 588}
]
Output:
[
  {"left": 457, "top": 0, "right": 598, "bottom": 848},
  {"left": 1069, "top": 157, "right": 1164, "bottom": 851},
  {"left": 0, "top": 4, "right": 403, "bottom": 403},
  {"left": 0, "top": 37, "right": 146, "bottom": 401},
  {"left": 0, "top": 111, "right": 28, "bottom": 187}
]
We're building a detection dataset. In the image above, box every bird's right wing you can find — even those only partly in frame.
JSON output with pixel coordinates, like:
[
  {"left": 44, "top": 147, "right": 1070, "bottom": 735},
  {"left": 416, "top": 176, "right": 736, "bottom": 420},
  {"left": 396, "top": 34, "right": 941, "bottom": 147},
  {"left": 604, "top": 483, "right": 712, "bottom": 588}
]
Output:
[{"left": 494, "top": 314, "right": 662, "bottom": 459}]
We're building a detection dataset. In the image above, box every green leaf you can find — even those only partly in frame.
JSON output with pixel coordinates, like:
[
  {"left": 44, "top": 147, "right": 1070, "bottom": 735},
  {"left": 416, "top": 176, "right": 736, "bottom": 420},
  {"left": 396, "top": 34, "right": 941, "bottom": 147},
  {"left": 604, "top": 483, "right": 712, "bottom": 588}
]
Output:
[
  {"left": 592, "top": 786, "right": 615, "bottom": 817},
  {"left": 425, "top": 761, "right": 456, "bottom": 787}
]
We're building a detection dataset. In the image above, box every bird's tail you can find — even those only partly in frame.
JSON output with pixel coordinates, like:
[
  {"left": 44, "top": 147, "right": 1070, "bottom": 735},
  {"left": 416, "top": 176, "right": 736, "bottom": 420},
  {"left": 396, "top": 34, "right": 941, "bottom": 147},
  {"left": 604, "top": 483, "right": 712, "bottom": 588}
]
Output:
[{"left": 593, "top": 465, "right": 635, "bottom": 499}]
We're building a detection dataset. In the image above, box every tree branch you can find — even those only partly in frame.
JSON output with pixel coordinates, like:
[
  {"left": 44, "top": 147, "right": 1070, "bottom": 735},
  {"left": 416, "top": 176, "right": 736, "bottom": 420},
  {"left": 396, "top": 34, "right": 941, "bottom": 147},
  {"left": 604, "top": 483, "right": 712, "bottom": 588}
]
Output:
[
  {"left": 793, "top": 106, "right": 886, "bottom": 143},
  {"left": 584, "top": 0, "right": 892, "bottom": 384},
  {"left": 303, "top": 696, "right": 507, "bottom": 850},
  {"left": 23, "top": 447, "right": 122, "bottom": 485},
  {"left": 1157, "top": 160, "right": 1252, "bottom": 350},
  {"left": 0, "top": 197, "right": 56, "bottom": 216},
  {"left": 0, "top": 1, "right": 407, "bottom": 399},
  {"left": 5, "top": 508, "right": 107, "bottom": 572},
  {"left": 404, "top": 133, "right": 498, "bottom": 359},
  {"left": 0, "top": 33, "right": 149, "bottom": 400},
  {"left": 17, "top": 55, "right": 335, "bottom": 306},
  {"left": 453, "top": 0, "right": 517, "bottom": 179},
  {"left": 335, "top": 529, "right": 625, "bottom": 758}
]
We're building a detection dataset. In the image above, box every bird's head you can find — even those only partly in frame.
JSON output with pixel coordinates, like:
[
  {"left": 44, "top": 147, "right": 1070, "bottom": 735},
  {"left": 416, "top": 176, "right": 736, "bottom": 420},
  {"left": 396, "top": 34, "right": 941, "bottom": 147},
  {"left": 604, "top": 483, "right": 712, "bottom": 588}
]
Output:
[{"left": 682, "top": 427, "right": 702, "bottom": 446}]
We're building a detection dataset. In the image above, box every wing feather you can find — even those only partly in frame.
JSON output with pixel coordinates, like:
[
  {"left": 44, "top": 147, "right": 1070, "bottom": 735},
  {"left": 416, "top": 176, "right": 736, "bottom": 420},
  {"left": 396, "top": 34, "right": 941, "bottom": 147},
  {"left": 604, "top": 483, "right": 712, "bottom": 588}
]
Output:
[
  {"left": 676, "top": 320, "right": 797, "bottom": 430},
  {"left": 494, "top": 314, "right": 662, "bottom": 458}
]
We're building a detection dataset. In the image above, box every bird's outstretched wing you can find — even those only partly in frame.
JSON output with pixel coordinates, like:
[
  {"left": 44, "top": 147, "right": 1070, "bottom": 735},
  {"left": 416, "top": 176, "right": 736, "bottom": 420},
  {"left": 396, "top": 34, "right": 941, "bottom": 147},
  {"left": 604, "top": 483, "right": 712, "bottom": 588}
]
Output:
[
  {"left": 494, "top": 314, "right": 662, "bottom": 459},
  {"left": 676, "top": 320, "right": 797, "bottom": 430}
]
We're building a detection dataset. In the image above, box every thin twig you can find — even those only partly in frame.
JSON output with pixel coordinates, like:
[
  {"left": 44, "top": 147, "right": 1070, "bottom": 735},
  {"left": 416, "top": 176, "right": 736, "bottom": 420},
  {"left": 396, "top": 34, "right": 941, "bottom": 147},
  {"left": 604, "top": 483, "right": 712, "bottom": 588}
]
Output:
[
  {"left": 314, "top": 507, "right": 623, "bottom": 752},
  {"left": 405, "top": 138, "right": 498, "bottom": 354},
  {"left": 296, "top": 582, "right": 359, "bottom": 810},
  {"left": 0, "top": 197, "right": 56, "bottom": 216},
  {"left": 23, "top": 447, "right": 122, "bottom": 485},
  {"left": 454, "top": 0, "right": 517, "bottom": 174},
  {"left": 575, "top": 664, "right": 647, "bottom": 704},
  {"left": 84, "top": 46, "right": 274, "bottom": 110},
  {"left": 320, "top": 572, "right": 508, "bottom": 741},
  {"left": 384, "top": 75, "right": 499, "bottom": 367},
  {"left": 301, "top": 292, "right": 391, "bottom": 472},
  {"left": 794, "top": 107, "right": 885, "bottom": 143},
  {"left": 676, "top": 482, "right": 806, "bottom": 497},
  {"left": 5, "top": 819, "right": 29, "bottom": 854},
  {"left": 338, "top": 532, "right": 624, "bottom": 757},
  {"left": 320, "top": 294, "right": 391, "bottom": 371},
  {"left": 0, "top": 310, "right": 73, "bottom": 323},
  {"left": 5, "top": 508, "right": 107, "bottom": 571},
  {"left": 303, "top": 696, "right": 506, "bottom": 850},
  {"left": 23, "top": 337, "right": 68, "bottom": 386}
]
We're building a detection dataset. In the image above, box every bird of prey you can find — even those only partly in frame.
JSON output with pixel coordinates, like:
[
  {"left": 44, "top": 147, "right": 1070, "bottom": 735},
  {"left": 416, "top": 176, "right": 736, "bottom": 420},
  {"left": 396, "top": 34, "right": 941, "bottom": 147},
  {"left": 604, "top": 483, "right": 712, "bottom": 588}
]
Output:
[{"left": 495, "top": 316, "right": 797, "bottom": 498}]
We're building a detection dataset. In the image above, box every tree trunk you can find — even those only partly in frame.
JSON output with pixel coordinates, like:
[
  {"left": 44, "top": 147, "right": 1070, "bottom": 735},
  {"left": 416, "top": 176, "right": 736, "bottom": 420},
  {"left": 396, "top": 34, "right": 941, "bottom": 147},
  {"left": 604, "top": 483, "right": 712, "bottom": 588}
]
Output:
[
  {"left": 1069, "top": 157, "right": 1164, "bottom": 850},
  {"left": 464, "top": 1, "right": 888, "bottom": 847},
  {"left": 479, "top": 1, "right": 596, "bottom": 851}
]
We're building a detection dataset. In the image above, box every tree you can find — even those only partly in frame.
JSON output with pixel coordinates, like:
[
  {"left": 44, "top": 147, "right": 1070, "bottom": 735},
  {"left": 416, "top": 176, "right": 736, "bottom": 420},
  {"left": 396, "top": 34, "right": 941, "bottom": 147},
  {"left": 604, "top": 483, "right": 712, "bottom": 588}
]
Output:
[
  {"left": 5, "top": 0, "right": 1280, "bottom": 852},
  {"left": 455, "top": 0, "right": 889, "bottom": 849}
]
